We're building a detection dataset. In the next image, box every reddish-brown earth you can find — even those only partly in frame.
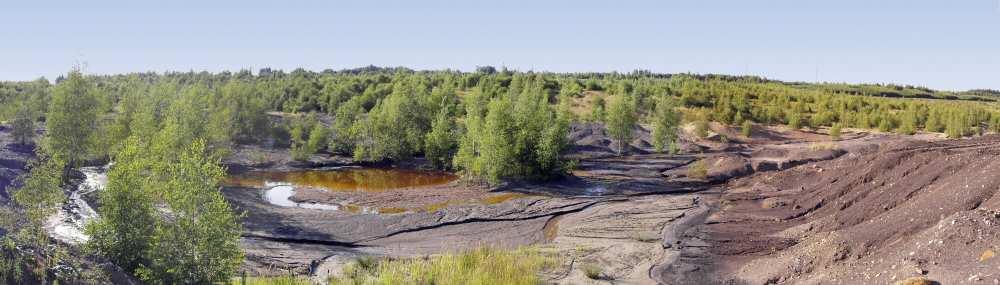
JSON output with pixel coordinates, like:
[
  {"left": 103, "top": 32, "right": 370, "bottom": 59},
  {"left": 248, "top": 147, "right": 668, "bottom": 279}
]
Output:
[{"left": 697, "top": 135, "right": 1000, "bottom": 284}]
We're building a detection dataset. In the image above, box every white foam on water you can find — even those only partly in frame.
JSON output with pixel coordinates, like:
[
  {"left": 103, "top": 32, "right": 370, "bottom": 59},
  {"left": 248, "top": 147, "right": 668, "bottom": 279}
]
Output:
[
  {"left": 262, "top": 183, "right": 341, "bottom": 211},
  {"left": 45, "top": 166, "right": 106, "bottom": 244}
]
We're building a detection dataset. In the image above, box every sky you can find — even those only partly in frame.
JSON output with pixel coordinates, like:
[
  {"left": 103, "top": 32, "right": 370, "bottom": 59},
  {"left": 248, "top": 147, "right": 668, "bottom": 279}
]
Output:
[{"left": 2, "top": 0, "right": 999, "bottom": 91}]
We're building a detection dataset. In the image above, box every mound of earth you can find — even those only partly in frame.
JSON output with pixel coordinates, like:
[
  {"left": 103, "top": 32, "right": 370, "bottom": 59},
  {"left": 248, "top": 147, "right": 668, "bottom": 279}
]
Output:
[{"left": 702, "top": 135, "right": 1000, "bottom": 284}]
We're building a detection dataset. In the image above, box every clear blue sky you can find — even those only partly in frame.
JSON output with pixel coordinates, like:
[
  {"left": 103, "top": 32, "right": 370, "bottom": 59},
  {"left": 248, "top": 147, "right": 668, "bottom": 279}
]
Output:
[{"left": 3, "top": 0, "right": 998, "bottom": 90}]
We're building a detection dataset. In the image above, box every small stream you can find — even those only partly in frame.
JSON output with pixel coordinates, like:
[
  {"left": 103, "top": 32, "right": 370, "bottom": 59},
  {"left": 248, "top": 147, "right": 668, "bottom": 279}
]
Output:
[{"left": 44, "top": 166, "right": 106, "bottom": 244}]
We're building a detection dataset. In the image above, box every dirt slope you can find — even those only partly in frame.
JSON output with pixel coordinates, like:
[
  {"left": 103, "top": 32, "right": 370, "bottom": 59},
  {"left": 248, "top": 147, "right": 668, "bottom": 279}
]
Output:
[{"left": 705, "top": 135, "right": 1000, "bottom": 284}]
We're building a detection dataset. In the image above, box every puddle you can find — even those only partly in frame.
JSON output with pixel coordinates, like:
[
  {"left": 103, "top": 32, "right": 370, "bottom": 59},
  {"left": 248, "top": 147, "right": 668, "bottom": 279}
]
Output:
[
  {"left": 228, "top": 168, "right": 539, "bottom": 214},
  {"left": 263, "top": 183, "right": 341, "bottom": 211},
  {"left": 227, "top": 167, "right": 458, "bottom": 192},
  {"left": 424, "top": 193, "right": 533, "bottom": 213},
  {"left": 585, "top": 186, "right": 608, "bottom": 196}
]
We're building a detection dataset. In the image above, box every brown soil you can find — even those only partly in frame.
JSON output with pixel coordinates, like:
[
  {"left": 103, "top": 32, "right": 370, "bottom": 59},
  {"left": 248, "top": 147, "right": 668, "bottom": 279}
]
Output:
[{"left": 701, "top": 135, "right": 1000, "bottom": 284}]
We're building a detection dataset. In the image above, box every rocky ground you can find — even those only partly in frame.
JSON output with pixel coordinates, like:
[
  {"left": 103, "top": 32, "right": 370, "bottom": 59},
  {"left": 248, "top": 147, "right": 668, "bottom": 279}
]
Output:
[
  {"left": 222, "top": 122, "right": 926, "bottom": 284},
  {"left": 7, "top": 119, "right": 979, "bottom": 284},
  {"left": 700, "top": 135, "right": 1000, "bottom": 284}
]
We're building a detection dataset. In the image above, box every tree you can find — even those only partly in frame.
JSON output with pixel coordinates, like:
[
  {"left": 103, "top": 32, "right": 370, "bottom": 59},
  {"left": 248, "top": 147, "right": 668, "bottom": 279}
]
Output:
[
  {"left": 693, "top": 110, "right": 711, "bottom": 139},
  {"left": 10, "top": 103, "right": 34, "bottom": 146},
  {"left": 898, "top": 110, "right": 917, "bottom": 135},
  {"left": 741, "top": 120, "right": 753, "bottom": 138},
  {"left": 88, "top": 138, "right": 243, "bottom": 284},
  {"left": 138, "top": 140, "right": 243, "bottom": 284},
  {"left": 86, "top": 137, "right": 157, "bottom": 272},
  {"left": 605, "top": 94, "right": 637, "bottom": 155},
  {"left": 12, "top": 153, "right": 66, "bottom": 247},
  {"left": 351, "top": 88, "right": 424, "bottom": 162},
  {"left": 424, "top": 106, "right": 457, "bottom": 169},
  {"left": 289, "top": 113, "right": 319, "bottom": 161},
  {"left": 306, "top": 122, "right": 329, "bottom": 155},
  {"left": 589, "top": 96, "right": 606, "bottom": 122},
  {"left": 535, "top": 101, "right": 571, "bottom": 176},
  {"left": 46, "top": 70, "right": 99, "bottom": 167},
  {"left": 475, "top": 98, "right": 515, "bottom": 182},
  {"left": 830, "top": 123, "right": 842, "bottom": 140},
  {"left": 651, "top": 97, "right": 681, "bottom": 153},
  {"left": 787, "top": 111, "right": 802, "bottom": 130}
]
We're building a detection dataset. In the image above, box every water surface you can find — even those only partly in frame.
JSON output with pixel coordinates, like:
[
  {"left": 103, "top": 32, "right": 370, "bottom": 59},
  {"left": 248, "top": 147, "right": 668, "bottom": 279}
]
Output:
[{"left": 227, "top": 167, "right": 458, "bottom": 192}]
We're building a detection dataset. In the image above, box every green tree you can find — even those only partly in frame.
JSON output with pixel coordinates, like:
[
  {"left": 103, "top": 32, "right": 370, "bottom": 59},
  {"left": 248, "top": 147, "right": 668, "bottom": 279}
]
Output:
[
  {"left": 741, "top": 120, "right": 753, "bottom": 138},
  {"left": 330, "top": 98, "right": 365, "bottom": 153},
  {"left": 306, "top": 122, "right": 329, "bottom": 155},
  {"left": 86, "top": 137, "right": 157, "bottom": 272},
  {"left": 535, "top": 98, "right": 572, "bottom": 176},
  {"left": 46, "top": 70, "right": 99, "bottom": 167},
  {"left": 138, "top": 140, "right": 243, "bottom": 284},
  {"left": 651, "top": 97, "right": 681, "bottom": 153},
  {"left": 589, "top": 96, "right": 606, "bottom": 122},
  {"left": 925, "top": 111, "right": 943, "bottom": 133},
  {"left": 289, "top": 113, "right": 319, "bottom": 161},
  {"left": 352, "top": 89, "right": 424, "bottom": 162},
  {"left": 605, "top": 94, "right": 637, "bottom": 155},
  {"left": 424, "top": 106, "right": 457, "bottom": 169},
  {"left": 787, "top": 111, "right": 802, "bottom": 130},
  {"left": 693, "top": 110, "right": 711, "bottom": 139},
  {"left": 10, "top": 103, "right": 34, "bottom": 145},
  {"left": 898, "top": 110, "right": 917, "bottom": 135},
  {"left": 830, "top": 123, "right": 842, "bottom": 140},
  {"left": 476, "top": 98, "right": 515, "bottom": 182},
  {"left": 12, "top": 153, "right": 66, "bottom": 248}
]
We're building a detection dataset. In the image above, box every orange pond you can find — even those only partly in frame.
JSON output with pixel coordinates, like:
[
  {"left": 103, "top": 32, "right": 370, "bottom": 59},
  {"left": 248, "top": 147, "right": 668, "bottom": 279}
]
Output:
[{"left": 225, "top": 167, "right": 459, "bottom": 192}]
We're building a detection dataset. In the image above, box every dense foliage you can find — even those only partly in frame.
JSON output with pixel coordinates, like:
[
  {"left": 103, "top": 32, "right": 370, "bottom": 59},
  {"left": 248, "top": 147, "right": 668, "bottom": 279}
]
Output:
[{"left": 4, "top": 67, "right": 1000, "bottom": 181}]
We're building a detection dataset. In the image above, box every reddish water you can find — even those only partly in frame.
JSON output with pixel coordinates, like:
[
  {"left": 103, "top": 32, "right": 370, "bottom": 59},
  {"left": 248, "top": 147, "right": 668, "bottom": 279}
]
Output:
[{"left": 226, "top": 167, "right": 458, "bottom": 192}]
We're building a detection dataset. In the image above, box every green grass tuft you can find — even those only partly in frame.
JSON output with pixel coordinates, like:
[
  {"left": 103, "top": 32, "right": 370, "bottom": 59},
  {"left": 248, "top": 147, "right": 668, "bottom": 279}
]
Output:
[{"left": 330, "top": 247, "right": 556, "bottom": 285}]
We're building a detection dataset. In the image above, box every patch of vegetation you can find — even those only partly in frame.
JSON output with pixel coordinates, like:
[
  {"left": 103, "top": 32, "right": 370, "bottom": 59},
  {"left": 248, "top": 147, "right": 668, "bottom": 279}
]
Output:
[
  {"left": 687, "top": 159, "right": 708, "bottom": 179},
  {"left": 809, "top": 142, "right": 837, "bottom": 151},
  {"left": 230, "top": 275, "right": 312, "bottom": 285},
  {"left": 830, "top": 123, "right": 842, "bottom": 140},
  {"left": 741, "top": 120, "right": 752, "bottom": 137},
  {"left": 893, "top": 277, "right": 935, "bottom": 285},
  {"left": 328, "top": 247, "right": 556, "bottom": 285},
  {"left": 581, "top": 263, "right": 604, "bottom": 280}
]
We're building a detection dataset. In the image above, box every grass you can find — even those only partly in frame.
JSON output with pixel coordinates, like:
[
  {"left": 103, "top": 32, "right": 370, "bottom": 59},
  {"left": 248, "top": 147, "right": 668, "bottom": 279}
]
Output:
[
  {"left": 894, "top": 277, "right": 935, "bottom": 285},
  {"left": 809, "top": 142, "right": 837, "bottom": 151},
  {"left": 329, "top": 247, "right": 557, "bottom": 285},
  {"left": 230, "top": 275, "right": 311, "bottom": 285},
  {"left": 687, "top": 159, "right": 708, "bottom": 179},
  {"left": 580, "top": 263, "right": 603, "bottom": 280}
]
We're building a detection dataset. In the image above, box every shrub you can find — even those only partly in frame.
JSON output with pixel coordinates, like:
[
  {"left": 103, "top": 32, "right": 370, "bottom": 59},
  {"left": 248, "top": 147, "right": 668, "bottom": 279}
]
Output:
[
  {"left": 741, "top": 120, "right": 752, "bottom": 137},
  {"left": 893, "top": 277, "right": 935, "bottom": 285},
  {"left": 687, "top": 159, "right": 708, "bottom": 179},
  {"left": 830, "top": 123, "right": 842, "bottom": 140},
  {"left": 581, "top": 263, "right": 603, "bottom": 280}
]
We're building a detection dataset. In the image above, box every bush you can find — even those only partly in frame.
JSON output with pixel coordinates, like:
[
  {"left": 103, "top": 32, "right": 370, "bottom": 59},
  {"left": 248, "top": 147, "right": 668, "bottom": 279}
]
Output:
[
  {"left": 581, "top": 263, "right": 603, "bottom": 280},
  {"left": 687, "top": 159, "right": 708, "bottom": 179},
  {"left": 693, "top": 115, "right": 710, "bottom": 139},
  {"left": 741, "top": 120, "right": 752, "bottom": 137},
  {"left": 830, "top": 123, "right": 842, "bottom": 140},
  {"left": 893, "top": 277, "right": 935, "bottom": 285}
]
